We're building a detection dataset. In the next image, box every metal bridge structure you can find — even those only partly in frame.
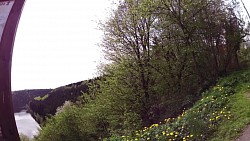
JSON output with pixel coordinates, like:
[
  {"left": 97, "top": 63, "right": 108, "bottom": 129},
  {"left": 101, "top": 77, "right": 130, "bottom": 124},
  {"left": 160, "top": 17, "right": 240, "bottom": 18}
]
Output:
[{"left": 0, "top": 0, "right": 25, "bottom": 140}]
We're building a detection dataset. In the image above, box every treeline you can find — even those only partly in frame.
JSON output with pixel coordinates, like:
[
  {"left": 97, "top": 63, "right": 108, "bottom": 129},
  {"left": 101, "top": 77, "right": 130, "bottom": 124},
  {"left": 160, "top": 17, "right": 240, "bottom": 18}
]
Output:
[{"left": 34, "top": 0, "right": 248, "bottom": 140}]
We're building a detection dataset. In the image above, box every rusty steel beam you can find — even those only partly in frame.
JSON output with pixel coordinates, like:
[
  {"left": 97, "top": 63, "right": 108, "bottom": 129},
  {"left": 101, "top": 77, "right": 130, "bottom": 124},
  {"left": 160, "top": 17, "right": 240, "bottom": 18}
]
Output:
[{"left": 0, "top": 0, "right": 25, "bottom": 141}]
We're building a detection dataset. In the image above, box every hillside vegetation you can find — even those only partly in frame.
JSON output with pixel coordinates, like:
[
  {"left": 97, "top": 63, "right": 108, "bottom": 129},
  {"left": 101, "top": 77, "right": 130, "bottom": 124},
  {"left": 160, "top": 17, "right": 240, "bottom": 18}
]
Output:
[
  {"left": 21, "top": 0, "right": 250, "bottom": 140},
  {"left": 105, "top": 69, "right": 250, "bottom": 140}
]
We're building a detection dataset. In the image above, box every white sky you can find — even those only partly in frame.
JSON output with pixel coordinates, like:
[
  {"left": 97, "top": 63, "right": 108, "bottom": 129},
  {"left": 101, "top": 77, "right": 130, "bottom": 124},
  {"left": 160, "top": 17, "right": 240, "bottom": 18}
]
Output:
[
  {"left": 11, "top": 0, "right": 250, "bottom": 91},
  {"left": 11, "top": 0, "right": 118, "bottom": 90}
]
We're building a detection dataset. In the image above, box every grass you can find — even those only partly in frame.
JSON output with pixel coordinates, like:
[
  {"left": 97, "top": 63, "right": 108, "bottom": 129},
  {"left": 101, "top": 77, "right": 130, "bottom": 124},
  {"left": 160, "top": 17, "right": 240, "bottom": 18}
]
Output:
[
  {"left": 105, "top": 69, "right": 250, "bottom": 141},
  {"left": 209, "top": 84, "right": 250, "bottom": 141}
]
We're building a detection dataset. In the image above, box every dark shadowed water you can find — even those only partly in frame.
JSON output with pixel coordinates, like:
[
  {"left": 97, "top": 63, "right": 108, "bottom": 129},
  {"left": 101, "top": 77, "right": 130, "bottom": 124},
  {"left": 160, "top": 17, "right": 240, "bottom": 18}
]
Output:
[{"left": 14, "top": 110, "right": 40, "bottom": 138}]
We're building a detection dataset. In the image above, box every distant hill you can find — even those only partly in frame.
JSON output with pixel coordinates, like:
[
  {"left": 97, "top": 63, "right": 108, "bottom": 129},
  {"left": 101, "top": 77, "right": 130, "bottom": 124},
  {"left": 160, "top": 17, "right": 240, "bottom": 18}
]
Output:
[
  {"left": 12, "top": 89, "right": 52, "bottom": 112},
  {"left": 28, "top": 77, "right": 100, "bottom": 123}
]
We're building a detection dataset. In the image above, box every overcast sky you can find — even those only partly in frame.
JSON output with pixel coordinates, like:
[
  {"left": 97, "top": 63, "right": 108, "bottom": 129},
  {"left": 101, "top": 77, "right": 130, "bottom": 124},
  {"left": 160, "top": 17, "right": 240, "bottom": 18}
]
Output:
[
  {"left": 11, "top": 0, "right": 118, "bottom": 90},
  {"left": 11, "top": 0, "right": 250, "bottom": 91}
]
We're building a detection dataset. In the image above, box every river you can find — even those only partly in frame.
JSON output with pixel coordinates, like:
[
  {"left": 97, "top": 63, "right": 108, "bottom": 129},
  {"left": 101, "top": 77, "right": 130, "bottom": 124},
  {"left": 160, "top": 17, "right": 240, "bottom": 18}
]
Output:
[{"left": 14, "top": 110, "right": 40, "bottom": 138}]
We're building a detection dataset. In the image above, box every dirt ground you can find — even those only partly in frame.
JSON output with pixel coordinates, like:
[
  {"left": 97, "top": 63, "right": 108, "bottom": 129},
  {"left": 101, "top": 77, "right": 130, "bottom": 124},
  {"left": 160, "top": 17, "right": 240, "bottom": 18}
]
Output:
[
  {"left": 247, "top": 92, "right": 250, "bottom": 100},
  {"left": 235, "top": 125, "right": 250, "bottom": 141}
]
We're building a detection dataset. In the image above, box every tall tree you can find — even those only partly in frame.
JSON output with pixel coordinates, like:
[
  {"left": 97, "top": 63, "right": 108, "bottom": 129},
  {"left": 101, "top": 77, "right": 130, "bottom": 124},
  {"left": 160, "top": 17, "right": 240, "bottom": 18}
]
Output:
[{"left": 101, "top": 0, "right": 157, "bottom": 126}]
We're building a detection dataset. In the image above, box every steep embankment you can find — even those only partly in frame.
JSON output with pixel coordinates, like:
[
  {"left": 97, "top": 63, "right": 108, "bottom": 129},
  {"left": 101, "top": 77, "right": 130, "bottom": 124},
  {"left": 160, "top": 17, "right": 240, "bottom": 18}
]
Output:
[{"left": 106, "top": 69, "right": 250, "bottom": 141}]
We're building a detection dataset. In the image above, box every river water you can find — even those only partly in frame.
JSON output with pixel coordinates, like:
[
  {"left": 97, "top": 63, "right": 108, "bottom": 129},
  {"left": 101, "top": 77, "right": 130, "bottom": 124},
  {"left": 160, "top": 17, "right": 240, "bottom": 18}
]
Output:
[{"left": 14, "top": 111, "right": 40, "bottom": 138}]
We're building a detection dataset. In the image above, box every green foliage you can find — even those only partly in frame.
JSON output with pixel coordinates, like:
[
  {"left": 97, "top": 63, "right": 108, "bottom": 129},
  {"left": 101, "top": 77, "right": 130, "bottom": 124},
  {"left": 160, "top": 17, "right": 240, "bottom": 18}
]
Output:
[
  {"left": 93, "top": 62, "right": 144, "bottom": 135},
  {"left": 36, "top": 105, "right": 101, "bottom": 141}
]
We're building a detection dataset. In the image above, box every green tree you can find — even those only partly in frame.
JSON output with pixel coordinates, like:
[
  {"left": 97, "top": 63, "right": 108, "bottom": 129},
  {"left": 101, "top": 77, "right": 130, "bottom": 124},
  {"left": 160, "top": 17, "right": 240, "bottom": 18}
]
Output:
[
  {"left": 154, "top": 0, "right": 246, "bottom": 81},
  {"left": 100, "top": 0, "right": 160, "bottom": 126}
]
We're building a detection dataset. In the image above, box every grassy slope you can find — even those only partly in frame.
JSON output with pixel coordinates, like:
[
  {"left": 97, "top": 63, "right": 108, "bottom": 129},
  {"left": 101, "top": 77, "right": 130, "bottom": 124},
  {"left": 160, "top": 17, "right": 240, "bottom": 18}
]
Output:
[
  {"left": 210, "top": 84, "right": 250, "bottom": 140},
  {"left": 106, "top": 69, "right": 250, "bottom": 141}
]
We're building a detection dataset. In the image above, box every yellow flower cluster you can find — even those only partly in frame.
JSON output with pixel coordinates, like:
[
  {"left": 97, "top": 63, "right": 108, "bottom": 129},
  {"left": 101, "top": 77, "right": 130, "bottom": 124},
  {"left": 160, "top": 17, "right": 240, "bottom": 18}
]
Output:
[
  {"left": 213, "top": 85, "right": 224, "bottom": 91},
  {"left": 150, "top": 124, "right": 159, "bottom": 128}
]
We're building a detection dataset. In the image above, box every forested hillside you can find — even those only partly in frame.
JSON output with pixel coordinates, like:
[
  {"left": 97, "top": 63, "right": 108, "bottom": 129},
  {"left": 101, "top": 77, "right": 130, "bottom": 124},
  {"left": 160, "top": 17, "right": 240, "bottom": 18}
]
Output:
[
  {"left": 28, "top": 78, "right": 100, "bottom": 123},
  {"left": 12, "top": 89, "right": 52, "bottom": 112},
  {"left": 21, "top": 0, "right": 250, "bottom": 141}
]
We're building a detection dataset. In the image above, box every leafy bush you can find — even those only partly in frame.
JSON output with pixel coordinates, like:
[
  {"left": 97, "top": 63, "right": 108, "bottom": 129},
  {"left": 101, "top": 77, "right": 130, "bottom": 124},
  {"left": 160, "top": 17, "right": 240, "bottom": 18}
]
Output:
[{"left": 36, "top": 105, "right": 102, "bottom": 141}]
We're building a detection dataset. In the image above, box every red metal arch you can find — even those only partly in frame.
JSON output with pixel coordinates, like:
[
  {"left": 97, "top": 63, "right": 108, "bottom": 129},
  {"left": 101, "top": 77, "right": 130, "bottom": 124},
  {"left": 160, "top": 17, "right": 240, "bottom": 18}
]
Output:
[{"left": 0, "top": 0, "right": 25, "bottom": 140}]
